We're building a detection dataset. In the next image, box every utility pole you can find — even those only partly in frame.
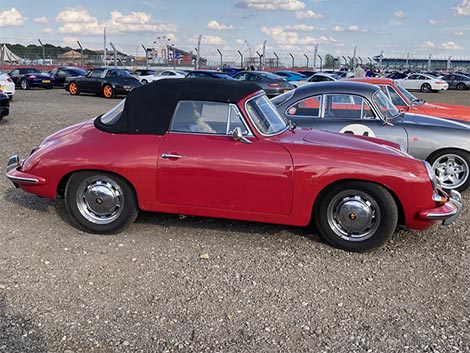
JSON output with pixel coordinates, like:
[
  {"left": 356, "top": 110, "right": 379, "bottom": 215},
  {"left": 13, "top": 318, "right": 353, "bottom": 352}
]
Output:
[
  {"left": 109, "top": 42, "right": 117, "bottom": 68},
  {"left": 77, "top": 41, "right": 83, "bottom": 67},
  {"left": 304, "top": 54, "right": 309, "bottom": 69},
  {"left": 289, "top": 53, "right": 294, "bottom": 69},
  {"left": 273, "top": 52, "right": 279, "bottom": 70},
  {"left": 196, "top": 34, "right": 202, "bottom": 70},
  {"left": 217, "top": 49, "right": 223, "bottom": 68},
  {"left": 141, "top": 44, "right": 148, "bottom": 69},
  {"left": 103, "top": 27, "right": 107, "bottom": 67},
  {"left": 237, "top": 50, "right": 243, "bottom": 68},
  {"left": 38, "top": 38, "right": 45, "bottom": 71}
]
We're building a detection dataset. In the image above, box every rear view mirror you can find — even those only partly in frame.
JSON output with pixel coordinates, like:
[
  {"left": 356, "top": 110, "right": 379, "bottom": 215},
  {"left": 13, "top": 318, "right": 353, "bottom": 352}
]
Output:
[{"left": 232, "top": 127, "right": 252, "bottom": 144}]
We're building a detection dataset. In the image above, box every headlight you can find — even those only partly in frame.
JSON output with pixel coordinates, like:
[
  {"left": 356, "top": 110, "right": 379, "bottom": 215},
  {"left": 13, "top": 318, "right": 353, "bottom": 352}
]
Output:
[{"left": 424, "top": 160, "right": 440, "bottom": 189}]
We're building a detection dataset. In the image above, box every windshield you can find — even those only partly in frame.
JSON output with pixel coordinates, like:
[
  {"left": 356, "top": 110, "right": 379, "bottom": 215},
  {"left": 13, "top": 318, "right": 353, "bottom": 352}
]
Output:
[
  {"left": 245, "top": 95, "right": 288, "bottom": 135},
  {"left": 99, "top": 99, "right": 125, "bottom": 125},
  {"left": 372, "top": 90, "right": 401, "bottom": 121},
  {"left": 394, "top": 81, "right": 421, "bottom": 105}
]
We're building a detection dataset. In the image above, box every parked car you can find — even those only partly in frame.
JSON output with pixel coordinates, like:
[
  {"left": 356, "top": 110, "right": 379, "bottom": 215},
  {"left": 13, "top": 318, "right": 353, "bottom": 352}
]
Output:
[
  {"left": 217, "top": 67, "right": 243, "bottom": 76},
  {"left": 0, "top": 72, "right": 15, "bottom": 99},
  {"left": 152, "top": 69, "right": 187, "bottom": 81},
  {"left": 440, "top": 74, "right": 470, "bottom": 90},
  {"left": 297, "top": 70, "right": 316, "bottom": 77},
  {"left": 386, "top": 72, "right": 409, "bottom": 80},
  {"left": 131, "top": 69, "right": 157, "bottom": 84},
  {"left": 293, "top": 72, "right": 341, "bottom": 87},
  {"left": 232, "top": 70, "right": 294, "bottom": 97},
  {"left": 5, "top": 79, "right": 462, "bottom": 252},
  {"left": 272, "top": 81, "right": 470, "bottom": 191},
  {"left": 0, "top": 91, "right": 10, "bottom": 121},
  {"left": 185, "top": 70, "right": 234, "bottom": 79},
  {"left": 65, "top": 68, "right": 142, "bottom": 98},
  {"left": 8, "top": 67, "right": 54, "bottom": 90},
  {"left": 347, "top": 77, "right": 470, "bottom": 122},
  {"left": 49, "top": 66, "right": 87, "bottom": 86},
  {"left": 396, "top": 73, "right": 449, "bottom": 92},
  {"left": 273, "top": 70, "right": 308, "bottom": 82}
]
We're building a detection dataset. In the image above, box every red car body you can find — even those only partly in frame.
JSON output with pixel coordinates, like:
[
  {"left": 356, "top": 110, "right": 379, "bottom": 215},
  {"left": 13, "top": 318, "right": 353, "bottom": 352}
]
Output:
[
  {"left": 348, "top": 78, "right": 470, "bottom": 122},
  {"left": 6, "top": 79, "right": 462, "bottom": 252}
]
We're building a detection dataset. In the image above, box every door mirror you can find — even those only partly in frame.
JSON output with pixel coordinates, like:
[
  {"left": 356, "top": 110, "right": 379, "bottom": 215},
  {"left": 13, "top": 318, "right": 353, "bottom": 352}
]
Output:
[{"left": 232, "top": 127, "right": 252, "bottom": 144}]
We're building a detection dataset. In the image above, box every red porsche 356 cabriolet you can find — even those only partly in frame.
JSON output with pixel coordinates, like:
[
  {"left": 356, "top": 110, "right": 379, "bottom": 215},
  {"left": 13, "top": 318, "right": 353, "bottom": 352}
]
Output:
[{"left": 6, "top": 79, "right": 462, "bottom": 252}]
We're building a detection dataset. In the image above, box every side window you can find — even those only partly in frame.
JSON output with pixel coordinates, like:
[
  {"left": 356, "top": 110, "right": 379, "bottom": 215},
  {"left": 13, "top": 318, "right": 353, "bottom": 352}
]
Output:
[
  {"left": 386, "top": 86, "right": 406, "bottom": 106},
  {"left": 286, "top": 96, "right": 321, "bottom": 117},
  {"left": 170, "top": 101, "right": 251, "bottom": 135},
  {"left": 323, "top": 94, "right": 375, "bottom": 119}
]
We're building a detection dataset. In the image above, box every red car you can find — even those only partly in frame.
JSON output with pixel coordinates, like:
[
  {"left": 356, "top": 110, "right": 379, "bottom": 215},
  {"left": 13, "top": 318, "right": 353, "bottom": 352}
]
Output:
[
  {"left": 6, "top": 79, "right": 462, "bottom": 252},
  {"left": 348, "top": 78, "right": 470, "bottom": 122}
]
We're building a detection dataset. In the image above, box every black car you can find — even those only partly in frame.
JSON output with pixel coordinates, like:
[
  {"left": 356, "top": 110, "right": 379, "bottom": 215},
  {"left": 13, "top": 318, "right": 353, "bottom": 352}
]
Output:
[
  {"left": 49, "top": 66, "right": 87, "bottom": 86},
  {"left": 232, "top": 71, "right": 294, "bottom": 97},
  {"left": 217, "top": 67, "right": 242, "bottom": 76},
  {"left": 386, "top": 71, "right": 409, "bottom": 80},
  {"left": 65, "top": 68, "right": 142, "bottom": 98},
  {"left": 185, "top": 70, "right": 234, "bottom": 79},
  {"left": 0, "top": 91, "right": 10, "bottom": 121},
  {"left": 8, "top": 67, "right": 54, "bottom": 90},
  {"left": 441, "top": 74, "right": 470, "bottom": 90}
]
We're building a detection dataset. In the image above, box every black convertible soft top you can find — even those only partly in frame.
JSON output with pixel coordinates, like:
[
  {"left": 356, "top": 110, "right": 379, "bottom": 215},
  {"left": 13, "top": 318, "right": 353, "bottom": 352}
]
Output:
[{"left": 94, "top": 78, "right": 262, "bottom": 134}]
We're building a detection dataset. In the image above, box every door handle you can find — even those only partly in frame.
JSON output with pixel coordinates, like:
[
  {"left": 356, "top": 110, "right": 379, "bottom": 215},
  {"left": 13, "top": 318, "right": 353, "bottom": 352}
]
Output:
[{"left": 161, "top": 153, "right": 183, "bottom": 159}]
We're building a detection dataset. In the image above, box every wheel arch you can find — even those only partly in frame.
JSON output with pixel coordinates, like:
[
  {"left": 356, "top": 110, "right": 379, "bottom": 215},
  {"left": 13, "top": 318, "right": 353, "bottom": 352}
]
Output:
[
  {"left": 311, "top": 178, "right": 406, "bottom": 226},
  {"left": 425, "top": 147, "right": 469, "bottom": 163},
  {"left": 56, "top": 169, "right": 139, "bottom": 206}
]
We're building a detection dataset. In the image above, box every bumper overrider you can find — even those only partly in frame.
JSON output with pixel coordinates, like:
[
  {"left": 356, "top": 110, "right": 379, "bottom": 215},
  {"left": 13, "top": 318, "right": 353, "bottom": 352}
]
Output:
[
  {"left": 5, "top": 155, "right": 46, "bottom": 187},
  {"left": 419, "top": 189, "right": 462, "bottom": 225}
]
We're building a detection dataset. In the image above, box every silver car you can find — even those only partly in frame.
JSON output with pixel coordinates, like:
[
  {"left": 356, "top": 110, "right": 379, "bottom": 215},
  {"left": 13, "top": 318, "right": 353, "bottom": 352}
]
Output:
[{"left": 273, "top": 81, "right": 470, "bottom": 192}]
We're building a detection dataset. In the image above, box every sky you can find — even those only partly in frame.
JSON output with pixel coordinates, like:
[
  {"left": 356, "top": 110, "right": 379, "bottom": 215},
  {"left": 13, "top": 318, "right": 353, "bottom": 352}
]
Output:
[{"left": 0, "top": 0, "right": 469, "bottom": 66}]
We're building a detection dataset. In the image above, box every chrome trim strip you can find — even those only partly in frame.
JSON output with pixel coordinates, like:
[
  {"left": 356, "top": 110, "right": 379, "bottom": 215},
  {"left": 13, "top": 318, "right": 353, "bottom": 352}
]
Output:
[
  {"left": 425, "top": 190, "right": 463, "bottom": 225},
  {"left": 161, "top": 153, "right": 183, "bottom": 159},
  {"left": 6, "top": 175, "right": 40, "bottom": 184}
]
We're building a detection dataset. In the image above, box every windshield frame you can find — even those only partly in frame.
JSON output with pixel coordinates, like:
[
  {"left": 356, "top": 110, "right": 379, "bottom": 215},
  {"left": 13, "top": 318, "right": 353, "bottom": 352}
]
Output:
[
  {"left": 393, "top": 81, "right": 421, "bottom": 106},
  {"left": 244, "top": 93, "right": 289, "bottom": 136},
  {"left": 371, "top": 89, "right": 401, "bottom": 121}
]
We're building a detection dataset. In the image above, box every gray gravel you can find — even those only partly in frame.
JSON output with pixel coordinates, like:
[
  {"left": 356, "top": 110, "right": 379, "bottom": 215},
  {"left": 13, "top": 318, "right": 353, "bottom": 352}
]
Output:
[{"left": 0, "top": 88, "right": 469, "bottom": 353}]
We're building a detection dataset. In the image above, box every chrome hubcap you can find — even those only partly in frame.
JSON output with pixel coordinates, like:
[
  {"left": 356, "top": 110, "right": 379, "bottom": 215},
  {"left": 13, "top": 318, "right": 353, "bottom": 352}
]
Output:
[
  {"left": 327, "top": 191, "right": 380, "bottom": 241},
  {"left": 76, "top": 176, "right": 124, "bottom": 224},
  {"left": 432, "top": 154, "right": 469, "bottom": 190}
]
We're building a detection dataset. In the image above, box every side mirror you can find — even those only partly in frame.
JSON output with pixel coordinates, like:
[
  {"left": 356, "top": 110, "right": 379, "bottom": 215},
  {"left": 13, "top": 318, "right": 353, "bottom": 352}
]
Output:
[{"left": 232, "top": 127, "right": 252, "bottom": 144}]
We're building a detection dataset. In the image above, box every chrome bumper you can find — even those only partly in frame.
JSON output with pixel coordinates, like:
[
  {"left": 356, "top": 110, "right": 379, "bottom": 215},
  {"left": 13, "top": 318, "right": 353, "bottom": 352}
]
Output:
[
  {"left": 5, "top": 154, "right": 40, "bottom": 185},
  {"left": 420, "top": 190, "right": 463, "bottom": 225}
]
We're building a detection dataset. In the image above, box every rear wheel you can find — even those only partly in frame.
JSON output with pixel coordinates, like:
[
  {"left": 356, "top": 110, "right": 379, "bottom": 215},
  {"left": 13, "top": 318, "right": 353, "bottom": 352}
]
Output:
[
  {"left": 456, "top": 83, "right": 466, "bottom": 91},
  {"left": 314, "top": 181, "right": 398, "bottom": 252},
  {"left": 20, "top": 79, "right": 30, "bottom": 90},
  {"left": 102, "top": 84, "right": 115, "bottom": 98},
  {"left": 428, "top": 149, "right": 470, "bottom": 192},
  {"left": 420, "top": 83, "right": 431, "bottom": 92},
  {"left": 68, "top": 82, "right": 80, "bottom": 95},
  {"left": 65, "top": 171, "right": 138, "bottom": 234},
  {"left": 141, "top": 79, "right": 148, "bottom": 84}
]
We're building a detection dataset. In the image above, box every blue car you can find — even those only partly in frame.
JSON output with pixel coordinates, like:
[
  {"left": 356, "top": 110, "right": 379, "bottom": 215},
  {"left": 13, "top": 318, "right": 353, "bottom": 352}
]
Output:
[
  {"left": 273, "top": 70, "right": 308, "bottom": 82},
  {"left": 8, "top": 67, "right": 55, "bottom": 90}
]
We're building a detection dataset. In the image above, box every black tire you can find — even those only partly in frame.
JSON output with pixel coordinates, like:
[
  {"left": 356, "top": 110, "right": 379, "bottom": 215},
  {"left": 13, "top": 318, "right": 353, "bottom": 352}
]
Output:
[
  {"left": 420, "top": 83, "right": 431, "bottom": 93},
  {"left": 141, "top": 79, "right": 148, "bottom": 84},
  {"left": 456, "top": 83, "right": 466, "bottom": 91},
  {"left": 428, "top": 149, "right": 470, "bottom": 192},
  {"left": 20, "top": 79, "right": 30, "bottom": 90},
  {"left": 314, "top": 181, "right": 398, "bottom": 252},
  {"left": 64, "top": 171, "right": 138, "bottom": 234}
]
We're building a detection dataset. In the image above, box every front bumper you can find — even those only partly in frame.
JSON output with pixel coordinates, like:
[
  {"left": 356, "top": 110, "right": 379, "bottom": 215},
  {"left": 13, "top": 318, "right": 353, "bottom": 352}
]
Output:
[
  {"left": 419, "top": 190, "right": 463, "bottom": 225},
  {"left": 5, "top": 155, "right": 45, "bottom": 186}
]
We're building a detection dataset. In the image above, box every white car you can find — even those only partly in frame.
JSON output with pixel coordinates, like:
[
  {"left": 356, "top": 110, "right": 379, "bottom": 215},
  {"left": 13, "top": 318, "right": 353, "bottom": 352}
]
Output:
[
  {"left": 152, "top": 70, "right": 187, "bottom": 81},
  {"left": 131, "top": 69, "right": 157, "bottom": 84},
  {"left": 0, "top": 72, "right": 15, "bottom": 99},
  {"left": 396, "top": 73, "right": 449, "bottom": 93},
  {"left": 293, "top": 72, "right": 341, "bottom": 88}
]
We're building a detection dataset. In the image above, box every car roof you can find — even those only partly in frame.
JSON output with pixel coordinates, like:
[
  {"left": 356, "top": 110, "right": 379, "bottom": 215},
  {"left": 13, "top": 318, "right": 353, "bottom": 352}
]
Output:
[
  {"left": 288, "top": 81, "right": 379, "bottom": 98},
  {"left": 94, "top": 78, "right": 263, "bottom": 135},
  {"left": 346, "top": 77, "right": 395, "bottom": 85}
]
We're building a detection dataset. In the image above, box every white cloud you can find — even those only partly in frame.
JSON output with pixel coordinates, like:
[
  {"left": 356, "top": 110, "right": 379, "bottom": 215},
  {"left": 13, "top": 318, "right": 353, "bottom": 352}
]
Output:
[
  {"left": 428, "top": 19, "right": 443, "bottom": 25},
  {"left": 0, "top": 7, "right": 28, "bottom": 27},
  {"left": 56, "top": 8, "right": 177, "bottom": 35},
  {"left": 34, "top": 17, "right": 49, "bottom": 24},
  {"left": 285, "top": 24, "right": 315, "bottom": 31},
  {"left": 455, "top": 0, "right": 470, "bottom": 16},
  {"left": 202, "top": 35, "right": 226, "bottom": 46},
  {"left": 260, "top": 25, "right": 338, "bottom": 46},
  {"left": 41, "top": 28, "right": 53, "bottom": 33},
  {"left": 331, "top": 25, "right": 366, "bottom": 32},
  {"left": 454, "top": 31, "right": 464, "bottom": 36},
  {"left": 394, "top": 10, "right": 406, "bottom": 18},
  {"left": 207, "top": 20, "right": 234, "bottom": 30},
  {"left": 420, "top": 41, "right": 435, "bottom": 49},
  {"left": 295, "top": 10, "right": 323, "bottom": 19},
  {"left": 441, "top": 41, "right": 463, "bottom": 50},
  {"left": 236, "top": 0, "right": 305, "bottom": 11}
]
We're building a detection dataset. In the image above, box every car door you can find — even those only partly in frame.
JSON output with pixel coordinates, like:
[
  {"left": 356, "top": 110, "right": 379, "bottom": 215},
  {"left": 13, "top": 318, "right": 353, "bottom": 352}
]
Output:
[
  {"left": 79, "top": 69, "right": 104, "bottom": 93},
  {"left": 285, "top": 93, "right": 409, "bottom": 150},
  {"left": 157, "top": 100, "right": 294, "bottom": 215}
]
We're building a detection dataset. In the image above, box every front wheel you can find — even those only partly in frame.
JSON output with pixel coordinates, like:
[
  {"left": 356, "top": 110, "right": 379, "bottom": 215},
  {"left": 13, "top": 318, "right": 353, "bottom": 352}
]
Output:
[
  {"left": 428, "top": 149, "right": 470, "bottom": 192},
  {"left": 420, "top": 83, "right": 431, "bottom": 93},
  {"left": 102, "top": 84, "right": 115, "bottom": 98},
  {"left": 68, "top": 82, "right": 80, "bottom": 95},
  {"left": 314, "top": 181, "right": 398, "bottom": 252},
  {"left": 20, "top": 79, "right": 30, "bottom": 90},
  {"left": 64, "top": 171, "right": 138, "bottom": 234},
  {"left": 456, "top": 83, "right": 466, "bottom": 91}
]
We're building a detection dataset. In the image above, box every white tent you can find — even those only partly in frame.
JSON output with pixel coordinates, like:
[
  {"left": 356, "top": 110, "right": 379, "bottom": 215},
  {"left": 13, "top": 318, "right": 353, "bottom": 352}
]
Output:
[{"left": 1, "top": 44, "right": 22, "bottom": 67}]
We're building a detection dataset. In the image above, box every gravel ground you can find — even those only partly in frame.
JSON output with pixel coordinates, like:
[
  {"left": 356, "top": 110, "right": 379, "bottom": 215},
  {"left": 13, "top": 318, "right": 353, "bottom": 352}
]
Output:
[{"left": 0, "top": 87, "right": 469, "bottom": 353}]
